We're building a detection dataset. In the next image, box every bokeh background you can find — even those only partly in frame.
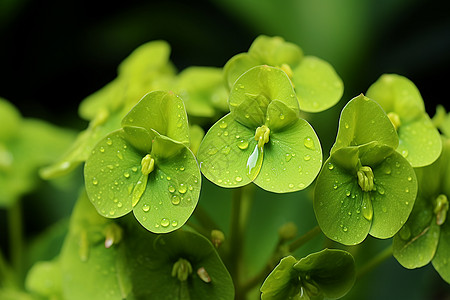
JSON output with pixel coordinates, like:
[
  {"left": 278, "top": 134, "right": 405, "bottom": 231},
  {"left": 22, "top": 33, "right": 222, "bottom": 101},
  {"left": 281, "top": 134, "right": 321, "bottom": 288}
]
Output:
[{"left": 1, "top": 0, "right": 450, "bottom": 299}]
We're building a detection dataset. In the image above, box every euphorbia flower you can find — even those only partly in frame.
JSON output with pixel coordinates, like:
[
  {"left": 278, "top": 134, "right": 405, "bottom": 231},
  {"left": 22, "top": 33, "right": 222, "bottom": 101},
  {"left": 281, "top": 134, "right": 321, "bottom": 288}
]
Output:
[
  {"left": 314, "top": 95, "right": 418, "bottom": 245},
  {"left": 198, "top": 65, "right": 322, "bottom": 193},
  {"left": 84, "top": 91, "right": 201, "bottom": 233}
]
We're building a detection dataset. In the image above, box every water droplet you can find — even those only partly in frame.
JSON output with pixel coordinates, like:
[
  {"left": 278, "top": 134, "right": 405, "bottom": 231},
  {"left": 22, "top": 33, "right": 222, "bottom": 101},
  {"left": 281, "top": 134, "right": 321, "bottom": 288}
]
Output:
[
  {"left": 179, "top": 166, "right": 185, "bottom": 171},
  {"left": 219, "top": 121, "right": 228, "bottom": 129},
  {"left": 382, "top": 206, "right": 387, "bottom": 213},
  {"left": 303, "top": 137, "right": 315, "bottom": 150},
  {"left": 247, "top": 145, "right": 263, "bottom": 180},
  {"left": 109, "top": 209, "right": 115, "bottom": 216},
  {"left": 238, "top": 140, "right": 249, "bottom": 150},
  {"left": 106, "top": 138, "right": 113, "bottom": 146},
  {"left": 223, "top": 131, "right": 229, "bottom": 136},
  {"left": 142, "top": 204, "right": 150, "bottom": 212},
  {"left": 167, "top": 176, "right": 171, "bottom": 181},
  {"left": 298, "top": 183, "right": 305, "bottom": 189},
  {"left": 236, "top": 176, "right": 242, "bottom": 182},
  {"left": 132, "top": 167, "right": 138, "bottom": 172},
  {"left": 178, "top": 184, "right": 187, "bottom": 194},
  {"left": 123, "top": 172, "right": 130, "bottom": 178},
  {"left": 208, "top": 147, "right": 218, "bottom": 155},
  {"left": 172, "top": 195, "right": 180, "bottom": 205},
  {"left": 245, "top": 114, "right": 250, "bottom": 119},
  {"left": 407, "top": 176, "right": 412, "bottom": 182},
  {"left": 169, "top": 185, "right": 176, "bottom": 193},
  {"left": 384, "top": 166, "right": 392, "bottom": 175},
  {"left": 177, "top": 122, "right": 182, "bottom": 128},
  {"left": 117, "top": 202, "right": 123, "bottom": 208},
  {"left": 328, "top": 163, "right": 334, "bottom": 170},
  {"left": 344, "top": 123, "right": 349, "bottom": 129},
  {"left": 377, "top": 186, "right": 385, "bottom": 195},
  {"left": 345, "top": 190, "right": 351, "bottom": 197},
  {"left": 100, "top": 147, "right": 105, "bottom": 153},
  {"left": 395, "top": 161, "right": 401, "bottom": 168},
  {"left": 222, "top": 146, "right": 231, "bottom": 154},
  {"left": 405, "top": 188, "right": 409, "bottom": 193},
  {"left": 288, "top": 183, "right": 294, "bottom": 189},
  {"left": 343, "top": 227, "right": 348, "bottom": 232},
  {"left": 171, "top": 220, "right": 178, "bottom": 227},
  {"left": 117, "top": 152, "right": 124, "bottom": 160},
  {"left": 92, "top": 178, "right": 98, "bottom": 185},
  {"left": 285, "top": 153, "right": 292, "bottom": 162},
  {"left": 401, "top": 149, "right": 409, "bottom": 157},
  {"left": 161, "top": 218, "right": 170, "bottom": 227},
  {"left": 303, "top": 154, "right": 311, "bottom": 161},
  {"left": 280, "top": 114, "right": 285, "bottom": 120}
]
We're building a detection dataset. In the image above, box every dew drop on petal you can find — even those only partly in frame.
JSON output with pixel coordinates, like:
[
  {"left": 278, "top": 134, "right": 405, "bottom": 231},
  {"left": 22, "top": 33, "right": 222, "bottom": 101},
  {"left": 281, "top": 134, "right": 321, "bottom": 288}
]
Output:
[
  {"left": 172, "top": 195, "right": 180, "bottom": 205},
  {"left": 161, "top": 218, "right": 170, "bottom": 227},
  {"left": 303, "top": 155, "right": 311, "bottom": 161},
  {"left": 236, "top": 176, "right": 242, "bottom": 182},
  {"left": 142, "top": 204, "right": 150, "bottom": 212},
  {"left": 303, "top": 137, "right": 315, "bottom": 150},
  {"left": 178, "top": 184, "right": 187, "bottom": 194}
]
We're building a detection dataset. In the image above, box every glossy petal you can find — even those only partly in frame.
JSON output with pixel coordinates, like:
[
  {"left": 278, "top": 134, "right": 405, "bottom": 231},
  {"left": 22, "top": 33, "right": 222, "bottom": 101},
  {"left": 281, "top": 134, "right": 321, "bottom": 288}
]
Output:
[
  {"left": 254, "top": 118, "right": 322, "bottom": 192},
  {"left": 197, "top": 114, "right": 254, "bottom": 188},
  {"left": 331, "top": 95, "right": 398, "bottom": 155},
  {"left": 432, "top": 219, "right": 450, "bottom": 283},
  {"left": 122, "top": 91, "right": 190, "bottom": 146},
  {"left": 260, "top": 256, "right": 301, "bottom": 300},
  {"left": 292, "top": 56, "right": 343, "bottom": 112}
]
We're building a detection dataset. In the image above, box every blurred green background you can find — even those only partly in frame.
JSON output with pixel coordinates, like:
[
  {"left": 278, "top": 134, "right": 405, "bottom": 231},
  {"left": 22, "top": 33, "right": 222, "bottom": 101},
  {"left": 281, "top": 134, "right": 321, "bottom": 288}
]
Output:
[{"left": 1, "top": 0, "right": 450, "bottom": 299}]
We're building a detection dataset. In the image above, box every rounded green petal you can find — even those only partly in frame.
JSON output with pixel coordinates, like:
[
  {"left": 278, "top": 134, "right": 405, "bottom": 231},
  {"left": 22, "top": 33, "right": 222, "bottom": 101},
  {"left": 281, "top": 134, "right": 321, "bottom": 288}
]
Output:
[
  {"left": 0, "top": 97, "right": 21, "bottom": 141},
  {"left": 254, "top": 119, "right": 322, "bottom": 193},
  {"left": 223, "top": 53, "right": 260, "bottom": 89},
  {"left": 369, "top": 152, "right": 417, "bottom": 239},
  {"left": 84, "top": 129, "right": 143, "bottom": 218},
  {"left": 133, "top": 144, "right": 201, "bottom": 233},
  {"left": 122, "top": 91, "right": 190, "bottom": 145},
  {"left": 197, "top": 114, "right": 255, "bottom": 188},
  {"left": 393, "top": 196, "right": 440, "bottom": 269},
  {"left": 366, "top": 73, "right": 425, "bottom": 123},
  {"left": 292, "top": 56, "right": 343, "bottom": 113},
  {"left": 397, "top": 114, "right": 442, "bottom": 167},
  {"left": 331, "top": 95, "right": 398, "bottom": 154},
  {"left": 293, "top": 249, "right": 356, "bottom": 299},
  {"left": 432, "top": 220, "right": 450, "bottom": 283},
  {"left": 260, "top": 256, "right": 300, "bottom": 300},
  {"left": 229, "top": 65, "right": 300, "bottom": 128},
  {"left": 249, "top": 35, "right": 303, "bottom": 67},
  {"left": 314, "top": 158, "right": 371, "bottom": 245},
  {"left": 122, "top": 125, "right": 154, "bottom": 153}
]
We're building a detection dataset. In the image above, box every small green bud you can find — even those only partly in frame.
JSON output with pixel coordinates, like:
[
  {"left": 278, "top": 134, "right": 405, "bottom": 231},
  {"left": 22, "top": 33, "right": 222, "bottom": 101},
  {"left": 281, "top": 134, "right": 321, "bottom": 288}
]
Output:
[
  {"left": 357, "top": 166, "right": 374, "bottom": 192},
  {"left": 387, "top": 112, "right": 401, "bottom": 131},
  {"left": 255, "top": 125, "right": 270, "bottom": 148},
  {"left": 141, "top": 154, "right": 155, "bottom": 175},
  {"left": 434, "top": 194, "right": 449, "bottom": 226},
  {"left": 171, "top": 258, "right": 193, "bottom": 282},
  {"left": 104, "top": 222, "right": 123, "bottom": 249},
  {"left": 278, "top": 222, "right": 298, "bottom": 241},
  {"left": 211, "top": 230, "right": 225, "bottom": 248}
]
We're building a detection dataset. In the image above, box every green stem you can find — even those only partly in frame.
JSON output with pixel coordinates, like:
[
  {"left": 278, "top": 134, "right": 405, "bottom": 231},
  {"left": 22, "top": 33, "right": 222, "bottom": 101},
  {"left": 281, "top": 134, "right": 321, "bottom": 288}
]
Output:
[
  {"left": 356, "top": 244, "right": 393, "bottom": 279},
  {"left": 8, "top": 199, "right": 24, "bottom": 285},
  {"left": 242, "top": 225, "right": 322, "bottom": 293},
  {"left": 192, "top": 204, "right": 221, "bottom": 232},
  {"left": 228, "top": 184, "right": 254, "bottom": 300},
  {"left": 288, "top": 225, "right": 322, "bottom": 253}
]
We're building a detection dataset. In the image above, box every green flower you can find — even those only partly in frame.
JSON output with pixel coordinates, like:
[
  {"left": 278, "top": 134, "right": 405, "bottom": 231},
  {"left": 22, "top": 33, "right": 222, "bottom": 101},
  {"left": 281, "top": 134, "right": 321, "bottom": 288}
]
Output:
[
  {"left": 84, "top": 91, "right": 201, "bottom": 233},
  {"left": 260, "top": 249, "right": 355, "bottom": 300},
  {"left": 314, "top": 95, "right": 417, "bottom": 245},
  {"left": 393, "top": 137, "right": 450, "bottom": 283},
  {"left": 197, "top": 65, "right": 322, "bottom": 193},
  {"left": 366, "top": 74, "right": 442, "bottom": 167},
  {"left": 224, "top": 35, "right": 343, "bottom": 112}
]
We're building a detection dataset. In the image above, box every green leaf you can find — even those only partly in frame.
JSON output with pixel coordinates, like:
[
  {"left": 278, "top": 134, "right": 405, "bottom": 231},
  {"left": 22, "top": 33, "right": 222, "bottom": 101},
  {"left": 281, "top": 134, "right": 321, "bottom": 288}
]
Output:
[
  {"left": 0, "top": 97, "right": 21, "bottom": 141},
  {"left": 369, "top": 151, "right": 417, "bottom": 238},
  {"left": 122, "top": 125, "right": 154, "bottom": 153},
  {"left": 365, "top": 74, "right": 425, "bottom": 123},
  {"left": 314, "top": 158, "right": 371, "bottom": 245},
  {"left": 393, "top": 196, "right": 440, "bottom": 269},
  {"left": 397, "top": 114, "right": 442, "bottom": 167},
  {"left": 132, "top": 138, "right": 201, "bottom": 233},
  {"left": 197, "top": 114, "right": 255, "bottom": 188},
  {"left": 432, "top": 219, "right": 450, "bottom": 283},
  {"left": 314, "top": 151, "right": 417, "bottom": 245},
  {"left": 122, "top": 91, "right": 190, "bottom": 146},
  {"left": 292, "top": 56, "right": 343, "bottom": 112},
  {"left": 60, "top": 192, "right": 131, "bottom": 300},
  {"left": 25, "top": 259, "right": 63, "bottom": 299},
  {"left": 260, "top": 256, "right": 301, "bottom": 300},
  {"left": 331, "top": 94, "right": 398, "bottom": 155},
  {"left": 253, "top": 118, "right": 322, "bottom": 193},
  {"left": 293, "top": 249, "right": 356, "bottom": 299},
  {"left": 175, "top": 66, "right": 228, "bottom": 118},
  {"left": 229, "top": 65, "right": 300, "bottom": 128},
  {"left": 126, "top": 226, "right": 234, "bottom": 300}
]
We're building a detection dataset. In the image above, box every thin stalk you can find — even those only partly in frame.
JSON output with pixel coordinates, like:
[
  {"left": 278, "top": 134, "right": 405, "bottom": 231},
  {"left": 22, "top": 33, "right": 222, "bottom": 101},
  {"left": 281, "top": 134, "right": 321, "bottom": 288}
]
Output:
[
  {"left": 228, "top": 184, "right": 254, "bottom": 300},
  {"left": 8, "top": 199, "right": 24, "bottom": 285},
  {"left": 242, "top": 225, "right": 322, "bottom": 293},
  {"left": 288, "top": 225, "right": 322, "bottom": 253},
  {"left": 356, "top": 244, "right": 393, "bottom": 279}
]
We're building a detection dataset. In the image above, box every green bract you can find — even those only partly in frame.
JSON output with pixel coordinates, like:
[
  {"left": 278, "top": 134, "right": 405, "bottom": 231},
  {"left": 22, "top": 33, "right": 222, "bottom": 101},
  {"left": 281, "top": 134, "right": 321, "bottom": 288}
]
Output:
[
  {"left": 0, "top": 98, "right": 75, "bottom": 207},
  {"left": 314, "top": 95, "right": 417, "bottom": 245},
  {"left": 366, "top": 74, "right": 442, "bottom": 167},
  {"left": 84, "top": 91, "right": 201, "bottom": 233},
  {"left": 41, "top": 41, "right": 176, "bottom": 178},
  {"left": 197, "top": 65, "right": 322, "bottom": 193},
  {"left": 393, "top": 137, "right": 450, "bottom": 283},
  {"left": 260, "top": 249, "right": 355, "bottom": 300},
  {"left": 224, "top": 35, "right": 343, "bottom": 112}
]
